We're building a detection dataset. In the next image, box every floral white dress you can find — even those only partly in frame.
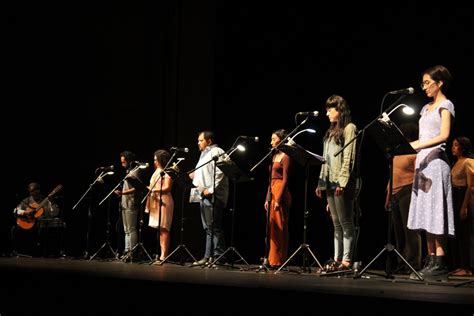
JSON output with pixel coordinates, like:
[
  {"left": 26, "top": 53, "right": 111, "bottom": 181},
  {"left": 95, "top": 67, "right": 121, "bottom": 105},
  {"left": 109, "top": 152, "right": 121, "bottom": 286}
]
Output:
[{"left": 407, "top": 100, "right": 455, "bottom": 236}]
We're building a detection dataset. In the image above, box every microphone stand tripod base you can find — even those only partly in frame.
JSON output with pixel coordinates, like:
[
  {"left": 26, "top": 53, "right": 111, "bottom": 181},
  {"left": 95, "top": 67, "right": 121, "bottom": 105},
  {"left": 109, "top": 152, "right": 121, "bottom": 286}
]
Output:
[
  {"left": 255, "top": 258, "right": 271, "bottom": 273},
  {"left": 208, "top": 247, "right": 251, "bottom": 271}
]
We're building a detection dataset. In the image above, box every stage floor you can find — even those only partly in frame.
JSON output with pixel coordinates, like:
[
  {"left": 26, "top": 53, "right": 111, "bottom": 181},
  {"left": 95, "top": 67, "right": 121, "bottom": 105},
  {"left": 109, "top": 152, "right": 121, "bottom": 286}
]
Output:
[{"left": 0, "top": 256, "right": 472, "bottom": 315}]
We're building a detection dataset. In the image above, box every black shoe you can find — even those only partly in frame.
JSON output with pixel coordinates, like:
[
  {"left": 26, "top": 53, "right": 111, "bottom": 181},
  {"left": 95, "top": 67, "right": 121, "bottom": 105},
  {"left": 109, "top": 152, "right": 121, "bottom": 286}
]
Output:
[
  {"left": 422, "top": 256, "right": 448, "bottom": 282},
  {"left": 191, "top": 257, "right": 209, "bottom": 266}
]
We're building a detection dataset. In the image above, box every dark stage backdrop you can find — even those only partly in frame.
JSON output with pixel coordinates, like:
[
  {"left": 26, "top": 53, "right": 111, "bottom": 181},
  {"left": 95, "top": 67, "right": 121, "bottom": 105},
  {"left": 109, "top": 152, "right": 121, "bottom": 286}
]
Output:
[{"left": 4, "top": 2, "right": 473, "bottom": 266}]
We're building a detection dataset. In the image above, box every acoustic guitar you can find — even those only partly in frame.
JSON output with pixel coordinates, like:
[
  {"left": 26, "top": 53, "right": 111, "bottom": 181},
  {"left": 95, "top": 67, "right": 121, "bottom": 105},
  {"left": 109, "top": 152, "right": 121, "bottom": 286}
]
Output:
[{"left": 16, "top": 184, "right": 63, "bottom": 230}]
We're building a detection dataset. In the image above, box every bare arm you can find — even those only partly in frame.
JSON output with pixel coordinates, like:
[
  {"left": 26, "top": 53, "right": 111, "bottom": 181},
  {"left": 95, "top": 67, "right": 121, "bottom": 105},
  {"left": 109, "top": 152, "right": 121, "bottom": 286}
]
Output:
[
  {"left": 411, "top": 108, "right": 452, "bottom": 151},
  {"left": 152, "top": 175, "right": 173, "bottom": 194}
]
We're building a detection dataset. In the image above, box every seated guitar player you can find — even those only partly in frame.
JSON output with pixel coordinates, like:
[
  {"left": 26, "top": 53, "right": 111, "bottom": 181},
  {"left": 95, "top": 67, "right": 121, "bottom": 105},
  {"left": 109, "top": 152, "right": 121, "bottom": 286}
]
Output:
[{"left": 11, "top": 182, "right": 66, "bottom": 257}]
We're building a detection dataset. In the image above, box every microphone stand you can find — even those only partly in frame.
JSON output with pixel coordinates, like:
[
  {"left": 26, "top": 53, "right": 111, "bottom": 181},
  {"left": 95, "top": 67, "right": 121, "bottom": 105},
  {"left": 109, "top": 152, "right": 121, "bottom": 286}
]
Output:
[
  {"left": 207, "top": 144, "right": 250, "bottom": 269},
  {"left": 255, "top": 152, "right": 274, "bottom": 273},
  {"left": 72, "top": 170, "right": 110, "bottom": 259},
  {"left": 98, "top": 167, "right": 141, "bottom": 207},
  {"left": 89, "top": 169, "right": 137, "bottom": 261},
  {"left": 250, "top": 117, "right": 309, "bottom": 173},
  {"left": 250, "top": 118, "right": 309, "bottom": 272},
  {"left": 98, "top": 164, "right": 150, "bottom": 262},
  {"left": 353, "top": 116, "right": 420, "bottom": 280},
  {"left": 159, "top": 158, "right": 197, "bottom": 266},
  {"left": 156, "top": 158, "right": 191, "bottom": 266},
  {"left": 72, "top": 170, "right": 109, "bottom": 211},
  {"left": 210, "top": 155, "right": 252, "bottom": 270}
]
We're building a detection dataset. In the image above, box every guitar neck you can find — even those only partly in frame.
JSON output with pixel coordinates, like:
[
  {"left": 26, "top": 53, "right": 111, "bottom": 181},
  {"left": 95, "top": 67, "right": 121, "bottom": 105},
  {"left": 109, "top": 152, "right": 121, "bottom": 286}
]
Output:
[
  {"left": 36, "top": 197, "right": 51, "bottom": 210},
  {"left": 30, "top": 185, "right": 62, "bottom": 212}
]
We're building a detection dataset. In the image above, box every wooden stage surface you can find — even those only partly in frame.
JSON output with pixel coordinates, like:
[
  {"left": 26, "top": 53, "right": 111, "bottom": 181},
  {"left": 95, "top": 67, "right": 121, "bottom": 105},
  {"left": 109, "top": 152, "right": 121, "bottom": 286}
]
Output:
[{"left": 0, "top": 256, "right": 472, "bottom": 315}]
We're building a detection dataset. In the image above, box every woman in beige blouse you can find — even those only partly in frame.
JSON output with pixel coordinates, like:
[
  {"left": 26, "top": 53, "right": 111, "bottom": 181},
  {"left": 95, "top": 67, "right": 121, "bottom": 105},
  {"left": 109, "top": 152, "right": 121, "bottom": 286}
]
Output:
[{"left": 146, "top": 149, "right": 174, "bottom": 263}]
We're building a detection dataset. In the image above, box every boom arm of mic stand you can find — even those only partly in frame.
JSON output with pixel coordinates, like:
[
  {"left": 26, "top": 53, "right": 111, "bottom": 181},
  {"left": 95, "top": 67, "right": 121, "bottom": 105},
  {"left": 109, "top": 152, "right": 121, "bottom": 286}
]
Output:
[
  {"left": 140, "top": 151, "right": 179, "bottom": 204},
  {"left": 250, "top": 117, "right": 308, "bottom": 172},
  {"left": 187, "top": 147, "right": 232, "bottom": 175},
  {"left": 98, "top": 166, "right": 140, "bottom": 206},
  {"left": 276, "top": 117, "right": 309, "bottom": 150},
  {"left": 72, "top": 172, "right": 106, "bottom": 210},
  {"left": 250, "top": 148, "right": 275, "bottom": 173},
  {"left": 334, "top": 95, "right": 407, "bottom": 158},
  {"left": 98, "top": 179, "right": 124, "bottom": 207},
  {"left": 188, "top": 155, "right": 218, "bottom": 175},
  {"left": 140, "top": 173, "right": 163, "bottom": 205},
  {"left": 382, "top": 95, "right": 408, "bottom": 117},
  {"left": 333, "top": 130, "right": 363, "bottom": 158}
]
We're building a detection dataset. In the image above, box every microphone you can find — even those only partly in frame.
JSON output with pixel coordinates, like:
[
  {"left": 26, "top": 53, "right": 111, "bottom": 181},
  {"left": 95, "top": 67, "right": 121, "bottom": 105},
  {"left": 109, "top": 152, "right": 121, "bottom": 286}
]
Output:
[
  {"left": 239, "top": 136, "right": 259, "bottom": 142},
  {"left": 296, "top": 111, "right": 319, "bottom": 117},
  {"left": 171, "top": 147, "right": 189, "bottom": 153},
  {"left": 387, "top": 87, "right": 415, "bottom": 95},
  {"left": 97, "top": 165, "right": 114, "bottom": 171}
]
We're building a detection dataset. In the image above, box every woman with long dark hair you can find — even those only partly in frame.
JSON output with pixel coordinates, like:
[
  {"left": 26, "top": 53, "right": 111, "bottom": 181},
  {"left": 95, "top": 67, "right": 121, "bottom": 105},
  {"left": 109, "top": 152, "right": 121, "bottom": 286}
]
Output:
[
  {"left": 264, "top": 129, "right": 292, "bottom": 269},
  {"left": 315, "top": 95, "right": 358, "bottom": 271}
]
